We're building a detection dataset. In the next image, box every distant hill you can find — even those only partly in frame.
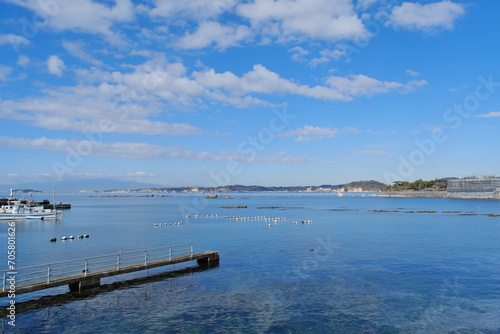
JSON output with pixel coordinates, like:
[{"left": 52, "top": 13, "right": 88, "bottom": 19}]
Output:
[
  {"left": 12, "top": 189, "right": 43, "bottom": 193},
  {"left": 130, "top": 183, "right": 370, "bottom": 193},
  {"left": 341, "top": 180, "right": 385, "bottom": 192}
]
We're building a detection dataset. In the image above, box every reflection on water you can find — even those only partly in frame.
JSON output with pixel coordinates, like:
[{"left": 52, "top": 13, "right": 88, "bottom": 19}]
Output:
[
  {"left": 0, "top": 264, "right": 218, "bottom": 318},
  {"left": 1, "top": 193, "right": 500, "bottom": 333}
]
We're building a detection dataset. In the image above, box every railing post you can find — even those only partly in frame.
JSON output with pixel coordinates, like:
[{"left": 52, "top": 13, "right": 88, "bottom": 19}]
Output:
[
  {"left": 169, "top": 247, "right": 172, "bottom": 261},
  {"left": 84, "top": 260, "right": 88, "bottom": 276},
  {"left": 190, "top": 244, "right": 193, "bottom": 258},
  {"left": 144, "top": 250, "right": 148, "bottom": 265},
  {"left": 47, "top": 265, "right": 51, "bottom": 283},
  {"left": 117, "top": 253, "right": 121, "bottom": 270},
  {"left": 2, "top": 271, "right": 5, "bottom": 292}
]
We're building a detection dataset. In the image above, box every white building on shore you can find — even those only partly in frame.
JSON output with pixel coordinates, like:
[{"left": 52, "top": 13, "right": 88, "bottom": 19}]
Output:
[{"left": 447, "top": 175, "right": 500, "bottom": 198}]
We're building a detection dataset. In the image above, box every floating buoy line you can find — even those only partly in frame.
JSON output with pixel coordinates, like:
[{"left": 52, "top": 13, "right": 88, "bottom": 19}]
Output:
[
  {"left": 153, "top": 222, "right": 184, "bottom": 227},
  {"left": 51, "top": 235, "right": 89, "bottom": 242}
]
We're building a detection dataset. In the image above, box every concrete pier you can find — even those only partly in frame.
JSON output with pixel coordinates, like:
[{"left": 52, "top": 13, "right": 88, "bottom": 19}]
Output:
[{"left": 1, "top": 245, "right": 219, "bottom": 297}]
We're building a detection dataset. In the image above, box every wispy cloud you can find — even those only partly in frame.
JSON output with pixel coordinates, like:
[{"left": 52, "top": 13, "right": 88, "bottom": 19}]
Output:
[
  {"left": 405, "top": 69, "right": 421, "bottom": 77},
  {"left": 351, "top": 150, "right": 391, "bottom": 156},
  {"left": 0, "top": 171, "right": 158, "bottom": 186},
  {"left": 0, "top": 65, "right": 12, "bottom": 82},
  {"left": 149, "top": 0, "right": 237, "bottom": 19},
  {"left": 421, "top": 123, "right": 454, "bottom": 132},
  {"left": 279, "top": 125, "right": 362, "bottom": 141},
  {"left": 0, "top": 98, "right": 206, "bottom": 135},
  {"left": 288, "top": 46, "right": 310, "bottom": 63},
  {"left": 304, "top": 45, "right": 352, "bottom": 67},
  {"left": 0, "top": 136, "right": 313, "bottom": 164},
  {"left": 195, "top": 65, "right": 428, "bottom": 102},
  {"left": 367, "top": 143, "right": 401, "bottom": 148},
  {"left": 176, "top": 21, "right": 251, "bottom": 50},
  {"left": 62, "top": 40, "right": 103, "bottom": 66},
  {"left": 0, "top": 34, "right": 30, "bottom": 47},
  {"left": 47, "top": 55, "right": 65, "bottom": 77},
  {"left": 356, "top": 0, "right": 378, "bottom": 10},
  {"left": 326, "top": 74, "right": 427, "bottom": 96},
  {"left": 17, "top": 55, "right": 31, "bottom": 67},
  {"left": 475, "top": 111, "right": 500, "bottom": 118}
]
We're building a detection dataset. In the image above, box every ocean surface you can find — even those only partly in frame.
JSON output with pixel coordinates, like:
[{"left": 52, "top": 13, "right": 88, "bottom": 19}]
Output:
[{"left": 1, "top": 192, "right": 500, "bottom": 333}]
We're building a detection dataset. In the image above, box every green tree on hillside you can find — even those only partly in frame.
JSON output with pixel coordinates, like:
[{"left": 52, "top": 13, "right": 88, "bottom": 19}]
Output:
[{"left": 384, "top": 179, "right": 447, "bottom": 191}]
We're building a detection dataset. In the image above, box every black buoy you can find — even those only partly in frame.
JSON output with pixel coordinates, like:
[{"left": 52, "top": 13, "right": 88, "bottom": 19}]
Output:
[{"left": 50, "top": 238, "right": 57, "bottom": 242}]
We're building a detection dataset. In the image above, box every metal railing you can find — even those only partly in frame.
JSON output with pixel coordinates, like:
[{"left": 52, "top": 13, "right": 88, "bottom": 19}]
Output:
[{"left": 1, "top": 243, "right": 194, "bottom": 292}]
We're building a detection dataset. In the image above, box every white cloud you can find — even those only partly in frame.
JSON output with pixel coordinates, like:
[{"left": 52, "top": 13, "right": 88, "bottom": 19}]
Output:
[
  {"left": 308, "top": 46, "right": 351, "bottom": 66},
  {"left": 193, "top": 64, "right": 349, "bottom": 101},
  {"left": 288, "top": 46, "right": 310, "bottom": 63},
  {"left": 7, "top": 0, "right": 135, "bottom": 42},
  {"left": 1, "top": 55, "right": 429, "bottom": 135},
  {"left": 279, "top": 125, "right": 361, "bottom": 141},
  {"left": 47, "top": 55, "right": 65, "bottom": 77},
  {"left": 0, "top": 97, "right": 206, "bottom": 135},
  {"left": 321, "top": 46, "right": 350, "bottom": 61},
  {"left": 475, "top": 112, "right": 500, "bottom": 118},
  {"left": 356, "top": 0, "right": 379, "bottom": 9},
  {"left": 176, "top": 21, "right": 251, "bottom": 50},
  {"left": 17, "top": 55, "right": 31, "bottom": 67},
  {"left": 0, "top": 34, "right": 30, "bottom": 47},
  {"left": 388, "top": 1, "right": 466, "bottom": 32},
  {"left": 193, "top": 65, "right": 425, "bottom": 101},
  {"left": 326, "top": 74, "right": 400, "bottom": 96},
  {"left": 401, "top": 79, "right": 429, "bottom": 93},
  {"left": 0, "top": 136, "right": 217, "bottom": 160},
  {"left": 237, "top": 0, "right": 368, "bottom": 42},
  {"left": 150, "top": 0, "right": 237, "bottom": 19},
  {"left": 0, "top": 136, "right": 312, "bottom": 164},
  {"left": 405, "top": 69, "right": 421, "bottom": 77},
  {"left": 62, "top": 40, "right": 103, "bottom": 66},
  {"left": 0, "top": 66, "right": 12, "bottom": 82},
  {"left": 308, "top": 57, "right": 330, "bottom": 67},
  {"left": 326, "top": 74, "right": 427, "bottom": 97}
]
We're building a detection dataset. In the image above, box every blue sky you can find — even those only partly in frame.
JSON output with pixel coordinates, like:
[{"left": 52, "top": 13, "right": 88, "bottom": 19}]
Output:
[{"left": 1, "top": 0, "right": 499, "bottom": 188}]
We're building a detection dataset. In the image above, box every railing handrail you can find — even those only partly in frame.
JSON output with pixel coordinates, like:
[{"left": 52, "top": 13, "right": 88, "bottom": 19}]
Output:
[
  {"left": 1, "top": 243, "right": 197, "bottom": 291},
  {"left": 1, "top": 243, "right": 193, "bottom": 273}
]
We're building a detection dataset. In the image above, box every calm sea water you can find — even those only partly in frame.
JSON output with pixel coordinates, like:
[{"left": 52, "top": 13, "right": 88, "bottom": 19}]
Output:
[{"left": 1, "top": 192, "right": 500, "bottom": 333}]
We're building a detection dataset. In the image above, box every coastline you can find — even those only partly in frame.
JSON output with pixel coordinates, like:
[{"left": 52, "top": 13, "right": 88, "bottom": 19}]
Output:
[{"left": 376, "top": 190, "right": 500, "bottom": 200}]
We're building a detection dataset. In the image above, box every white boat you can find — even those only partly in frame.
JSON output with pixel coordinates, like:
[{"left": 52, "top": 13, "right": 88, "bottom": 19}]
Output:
[{"left": 0, "top": 200, "right": 58, "bottom": 220}]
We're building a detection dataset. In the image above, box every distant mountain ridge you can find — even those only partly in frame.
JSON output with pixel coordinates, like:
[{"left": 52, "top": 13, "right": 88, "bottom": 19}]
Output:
[
  {"left": 1, "top": 179, "right": 166, "bottom": 193},
  {"left": 131, "top": 180, "right": 386, "bottom": 193},
  {"left": 136, "top": 184, "right": 343, "bottom": 193},
  {"left": 1, "top": 179, "right": 386, "bottom": 193}
]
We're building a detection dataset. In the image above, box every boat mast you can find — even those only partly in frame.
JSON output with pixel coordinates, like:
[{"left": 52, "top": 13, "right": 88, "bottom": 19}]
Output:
[{"left": 52, "top": 185, "right": 56, "bottom": 210}]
